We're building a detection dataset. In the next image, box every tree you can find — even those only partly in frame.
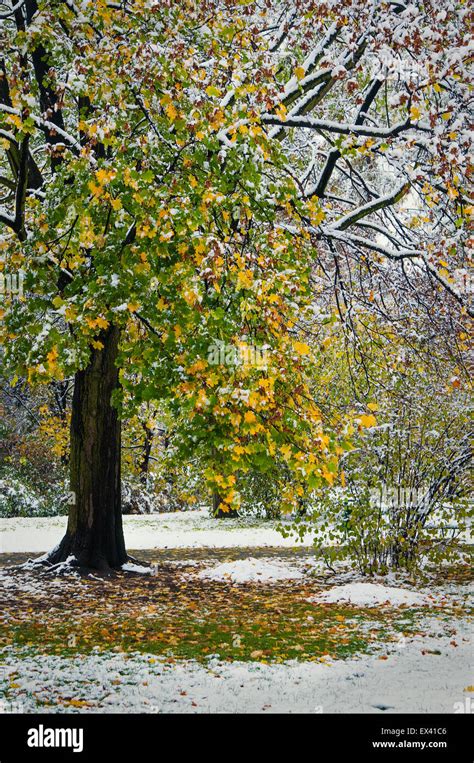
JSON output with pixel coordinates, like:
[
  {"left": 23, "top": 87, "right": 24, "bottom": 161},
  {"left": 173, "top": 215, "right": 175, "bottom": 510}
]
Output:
[{"left": 0, "top": 0, "right": 471, "bottom": 568}]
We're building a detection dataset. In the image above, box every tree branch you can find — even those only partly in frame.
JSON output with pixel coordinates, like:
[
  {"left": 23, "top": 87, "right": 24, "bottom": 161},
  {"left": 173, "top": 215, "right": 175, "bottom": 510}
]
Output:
[
  {"left": 0, "top": 0, "right": 25, "bottom": 19},
  {"left": 0, "top": 104, "right": 81, "bottom": 154},
  {"left": 13, "top": 133, "right": 29, "bottom": 240},
  {"left": 261, "top": 113, "right": 422, "bottom": 139},
  {"left": 331, "top": 182, "right": 410, "bottom": 231}
]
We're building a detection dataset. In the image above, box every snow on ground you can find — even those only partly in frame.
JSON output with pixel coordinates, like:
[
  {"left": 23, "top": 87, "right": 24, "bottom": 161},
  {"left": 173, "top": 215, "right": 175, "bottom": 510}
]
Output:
[
  {"left": 1, "top": 623, "right": 472, "bottom": 714},
  {"left": 120, "top": 562, "right": 153, "bottom": 574},
  {"left": 312, "top": 583, "right": 430, "bottom": 607},
  {"left": 0, "top": 509, "right": 315, "bottom": 553},
  {"left": 1, "top": 509, "right": 471, "bottom": 714},
  {"left": 197, "top": 557, "right": 304, "bottom": 583},
  {"left": 1, "top": 557, "right": 471, "bottom": 613}
]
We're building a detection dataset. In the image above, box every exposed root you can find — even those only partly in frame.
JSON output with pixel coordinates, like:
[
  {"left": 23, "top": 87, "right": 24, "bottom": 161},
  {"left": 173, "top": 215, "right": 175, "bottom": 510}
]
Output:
[{"left": 17, "top": 550, "right": 151, "bottom": 578}]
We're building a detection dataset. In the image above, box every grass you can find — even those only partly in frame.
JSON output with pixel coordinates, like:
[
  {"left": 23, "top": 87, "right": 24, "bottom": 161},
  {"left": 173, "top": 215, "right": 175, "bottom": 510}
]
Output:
[{"left": 2, "top": 559, "right": 470, "bottom": 664}]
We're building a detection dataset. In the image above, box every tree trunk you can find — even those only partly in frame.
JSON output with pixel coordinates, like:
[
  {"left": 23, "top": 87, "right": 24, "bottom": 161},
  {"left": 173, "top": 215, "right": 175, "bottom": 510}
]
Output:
[
  {"left": 139, "top": 422, "right": 153, "bottom": 487},
  {"left": 46, "top": 326, "right": 127, "bottom": 570},
  {"left": 212, "top": 491, "right": 239, "bottom": 519}
]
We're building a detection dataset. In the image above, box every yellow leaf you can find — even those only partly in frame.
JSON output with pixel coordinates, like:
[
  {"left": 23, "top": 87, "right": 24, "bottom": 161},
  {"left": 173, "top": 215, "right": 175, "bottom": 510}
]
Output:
[
  {"left": 295, "top": 66, "right": 306, "bottom": 80},
  {"left": 230, "top": 413, "right": 241, "bottom": 428},
  {"left": 274, "top": 103, "right": 287, "bottom": 121},
  {"left": 322, "top": 468, "right": 335, "bottom": 485},
  {"left": 7, "top": 114, "right": 23, "bottom": 130},
  {"left": 294, "top": 341, "right": 310, "bottom": 356},
  {"left": 367, "top": 402, "right": 378, "bottom": 411},
  {"left": 311, "top": 207, "right": 326, "bottom": 226},
  {"left": 47, "top": 347, "right": 58, "bottom": 365},
  {"left": 236, "top": 269, "right": 253, "bottom": 290},
  {"left": 165, "top": 102, "right": 178, "bottom": 122},
  {"left": 65, "top": 699, "right": 92, "bottom": 708},
  {"left": 95, "top": 316, "right": 109, "bottom": 330},
  {"left": 88, "top": 181, "right": 101, "bottom": 198},
  {"left": 205, "top": 85, "right": 221, "bottom": 98},
  {"left": 96, "top": 168, "right": 116, "bottom": 185},
  {"left": 359, "top": 414, "right": 377, "bottom": 428}
]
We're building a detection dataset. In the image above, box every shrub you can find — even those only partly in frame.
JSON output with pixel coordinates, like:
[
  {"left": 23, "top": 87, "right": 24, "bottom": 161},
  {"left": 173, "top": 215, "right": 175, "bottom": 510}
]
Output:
[{"left": 299, "top": 380, "right": 472, "bottom": 574}]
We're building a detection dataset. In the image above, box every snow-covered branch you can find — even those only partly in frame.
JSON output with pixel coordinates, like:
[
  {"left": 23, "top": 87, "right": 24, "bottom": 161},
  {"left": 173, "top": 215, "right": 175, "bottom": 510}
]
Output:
[
  {"left": 331, "top": 183, "right": 410, "bottom": 231},
  {"left": 0, "top": 206, "right": 16, "bottom": 230},
  {"left": 0, "top": 105, "right": 81, "bottom": 154},
  {"left": 0, "top": 0, "right": 24, "bottom": 19},
  {"left": 261, "top": 114, "right": 424, "bottom": 139}
]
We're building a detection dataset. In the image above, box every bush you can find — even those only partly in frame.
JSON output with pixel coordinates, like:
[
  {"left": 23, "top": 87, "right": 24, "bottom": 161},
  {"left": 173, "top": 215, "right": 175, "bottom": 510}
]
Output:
[
  {"left": 0, "top": 474, "right": 70, "bottom": 517},
  {"left": 121, "top": 479, "right": 171, "bottom": 514},
  {"left": 300, "top": 380, "right": 472, "bottom": 574}
]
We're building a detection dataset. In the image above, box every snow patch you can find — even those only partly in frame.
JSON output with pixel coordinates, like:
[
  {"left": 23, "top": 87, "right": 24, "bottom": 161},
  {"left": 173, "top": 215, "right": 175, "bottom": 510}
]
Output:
[
  {"left": 198, "top": 557, "right": 304, "bottom": 583},
  {"left": 121, "top": 563, "right": 151, "bottom": 574},
  {"left": 312, "top": 582, "right": 429, "bottom": 607}
]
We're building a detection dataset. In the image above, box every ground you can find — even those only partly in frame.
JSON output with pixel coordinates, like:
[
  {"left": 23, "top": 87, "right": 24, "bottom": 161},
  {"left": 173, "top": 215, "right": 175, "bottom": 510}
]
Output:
[{"left": 0, "top": 509, "right": 472, "bottom": 713}]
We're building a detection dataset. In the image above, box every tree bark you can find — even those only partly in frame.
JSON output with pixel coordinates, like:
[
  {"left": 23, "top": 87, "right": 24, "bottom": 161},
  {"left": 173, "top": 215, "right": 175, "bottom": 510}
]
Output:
[
  {"left": 139, "top": 422, "right": 153, "bottom": 487},
  {"left": 46, "top": 326, "right": 127, "bottom": 570}
]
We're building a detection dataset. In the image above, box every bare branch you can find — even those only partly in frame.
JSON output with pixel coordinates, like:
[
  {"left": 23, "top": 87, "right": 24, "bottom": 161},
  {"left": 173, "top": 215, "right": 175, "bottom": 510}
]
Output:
[
  {"left": 261, "top": 113, "right": 423, "bottom": 139},
  {"left": 331, "top": 183, "right": 410, "bottom": 231},
  {"left": 0, "top": 1, "right": 25, "bottom": 19}
]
